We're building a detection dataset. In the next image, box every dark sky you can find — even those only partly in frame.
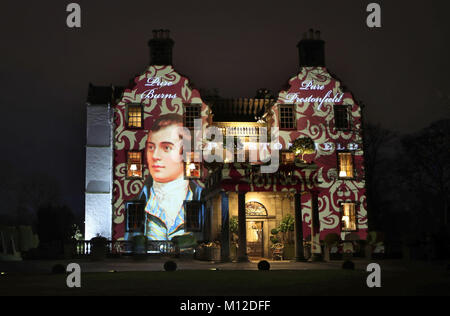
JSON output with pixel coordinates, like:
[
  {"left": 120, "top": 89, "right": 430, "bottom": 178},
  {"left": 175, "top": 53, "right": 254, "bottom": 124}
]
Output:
[{"left": 0, "top": 0, "right": 449, "bottom": 217}]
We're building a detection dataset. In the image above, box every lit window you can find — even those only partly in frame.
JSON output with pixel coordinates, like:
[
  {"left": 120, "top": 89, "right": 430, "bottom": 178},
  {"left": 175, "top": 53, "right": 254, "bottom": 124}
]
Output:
[
  {"left": 334, "top": 106, "right": 349, "bottom": 130},
  {"left": 338, "top": 152, "right": 354, "bottom": 178},
  {"left": 127, "top": 152, "right": 143, "bottom": 178},
  {"left": 185, "top": 201, "right": 203, "bottom": 232},
  {"left": 279, "top": 105, "right": 296, "bottom": 129},
  {"left": 281, "top": 152, "right": 295, "bottom": 164},
  {"left": 341, "top": 202, "right": 357, "bottom": 232},
  {"left": 128, "top": 105, "right": 143, "bottom": 128},
  {"left": 184, "top": 152, "right": 201, "bottom": 179},
  {"left": 184, "top": 104, "right": 201, "bottom": 130},
  {"left": 245, "top": 201, "right": 268, "bottom": 217},
  {"left": 126, "top": 202, "right": 145, "bottom": 233}
]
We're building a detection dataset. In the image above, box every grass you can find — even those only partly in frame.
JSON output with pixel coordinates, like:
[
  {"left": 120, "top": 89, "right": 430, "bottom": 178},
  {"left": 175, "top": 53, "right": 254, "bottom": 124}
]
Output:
[{"left": 1, "top": 268, "right": 449, "bottom": 296}]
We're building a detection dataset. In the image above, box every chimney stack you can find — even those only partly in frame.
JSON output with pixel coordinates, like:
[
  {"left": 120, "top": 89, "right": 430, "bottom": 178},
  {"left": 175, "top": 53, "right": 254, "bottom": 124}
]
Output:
[
  {"left": 148, "top": 29, "right": 174, "bottom": 66},
  {"left": 297, "top": 28, "right": 325, "bottom": 67}
]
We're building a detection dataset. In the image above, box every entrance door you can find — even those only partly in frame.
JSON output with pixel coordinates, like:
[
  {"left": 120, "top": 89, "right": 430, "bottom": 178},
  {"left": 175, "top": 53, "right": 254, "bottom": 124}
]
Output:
[{"left": 247, "top": 221, "right": 263, "bottom": 257}]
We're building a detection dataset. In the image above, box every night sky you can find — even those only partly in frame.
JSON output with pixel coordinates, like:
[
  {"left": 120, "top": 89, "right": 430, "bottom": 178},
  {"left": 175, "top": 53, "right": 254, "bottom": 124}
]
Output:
[{"left": 1, "top": 1, "right": 449, "bottom": 218}]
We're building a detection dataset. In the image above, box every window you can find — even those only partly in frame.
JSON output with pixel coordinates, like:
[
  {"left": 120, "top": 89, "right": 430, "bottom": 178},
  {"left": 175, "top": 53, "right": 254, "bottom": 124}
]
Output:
[
  {"left": 279, "top": 105, "right": 296, "bottom": 129},
  {"left": 245, "top": 201, "right": 268, "bottom": 217},
  {"left": 185, "top": 201, "right": 203, "bottom": 232},
  {"left": 127, "top": 151, "right": 143, "bottom": 178},
  {"left": 337, "top": 151, "right": 354, "bottom": 179},
  {"left": 184, "top": 152, "right": 201, "bottom": 179},
  {"left": 184, "top": 104, "right": 201, "bottom": 130},
  {"left": 334, "top": 105, "right": 350, "bottom": 130},
  {"left": 341, "top": 202, "right": 357, "bottom": 232},
  {"left": 128, "top": 105, "right": 143, "bottom": 128},
  {"left": 281, "top": 151, "right": 295, "bottom": 164},
  {"left": 126, "top": 202, "right": 145, "bottom": 233}
]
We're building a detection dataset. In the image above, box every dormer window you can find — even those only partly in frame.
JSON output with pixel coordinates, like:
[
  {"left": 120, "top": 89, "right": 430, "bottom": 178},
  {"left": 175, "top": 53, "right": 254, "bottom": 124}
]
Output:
[
  {"left": 334, "top": 105, "right": 350, "bottom": 130},
  {"left": 127, "top": 105, "right": 143, "bottom": 129},
  {"left": 279, "top": 105, "right": 296, "bottom": 130}
]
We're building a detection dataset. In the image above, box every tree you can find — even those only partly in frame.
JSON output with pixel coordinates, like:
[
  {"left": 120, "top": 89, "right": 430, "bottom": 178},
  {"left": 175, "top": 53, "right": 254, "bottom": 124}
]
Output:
[
  {"left": 363, "top": 122, "right": 396, "bottom": 230},
  {"left": 401, "top": 119, "right": 450, "bottom": 227},
  {"left": 37, "top": 204, "right": 76, "bottom": 244}
]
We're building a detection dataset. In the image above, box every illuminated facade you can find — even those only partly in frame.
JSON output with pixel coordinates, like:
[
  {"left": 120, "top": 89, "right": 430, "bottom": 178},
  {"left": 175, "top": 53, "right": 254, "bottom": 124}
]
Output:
[{"left": 85, "top": 29, "right": 367, "bottom": 260}]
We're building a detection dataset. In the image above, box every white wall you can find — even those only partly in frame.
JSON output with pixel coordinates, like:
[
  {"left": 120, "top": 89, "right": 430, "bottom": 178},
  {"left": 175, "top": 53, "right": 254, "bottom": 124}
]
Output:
[{"left": 85, "top": 104, "right": 113, "bottom": 240}]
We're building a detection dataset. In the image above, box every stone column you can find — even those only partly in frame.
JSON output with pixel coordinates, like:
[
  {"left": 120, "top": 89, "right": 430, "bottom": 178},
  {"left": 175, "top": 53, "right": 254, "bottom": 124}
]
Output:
[
  {"left": 220, "top": 192, "right": 230, "bottom": 262},
  {"left": 237, "top": 192, "right": 249, "bottom": 262},
  {"left": 294, "top": 193, "right": 306, "bottom": 261}
]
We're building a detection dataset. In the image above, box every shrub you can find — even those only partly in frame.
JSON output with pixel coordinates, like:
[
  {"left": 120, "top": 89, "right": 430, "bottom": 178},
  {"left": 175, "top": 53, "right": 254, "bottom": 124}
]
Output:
[
  {"left": 342, "top": 260, "right": 355, "bottom": 270},
  {"left": 258, "top": 260, "right": 270, "bottom": 271},
  {"left": 51, "top": 264, "right": 66, "bottom": 274},
  {"left": 164, "top": 261, "right": 177, "bottom": 272},
  {"left": 324, "top": 233, "right": 340, "bottom": 246}
]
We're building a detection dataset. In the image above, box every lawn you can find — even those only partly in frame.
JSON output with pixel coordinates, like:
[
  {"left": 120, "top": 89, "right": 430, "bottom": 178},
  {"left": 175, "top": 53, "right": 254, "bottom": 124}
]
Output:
[{"left": 1, "top": 269, "right": 449, "bottom": 296}]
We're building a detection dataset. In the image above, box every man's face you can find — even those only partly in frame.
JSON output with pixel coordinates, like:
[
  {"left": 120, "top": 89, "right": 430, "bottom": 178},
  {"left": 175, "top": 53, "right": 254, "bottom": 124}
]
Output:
[{"left": 146, "top": 125, "right": 184, "bottom": 183}]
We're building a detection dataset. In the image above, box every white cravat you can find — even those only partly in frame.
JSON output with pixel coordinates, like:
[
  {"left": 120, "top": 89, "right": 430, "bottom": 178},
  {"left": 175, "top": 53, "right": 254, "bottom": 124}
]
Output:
[{"left": 153, "top": 176, "right": 189, "bottom": 228}]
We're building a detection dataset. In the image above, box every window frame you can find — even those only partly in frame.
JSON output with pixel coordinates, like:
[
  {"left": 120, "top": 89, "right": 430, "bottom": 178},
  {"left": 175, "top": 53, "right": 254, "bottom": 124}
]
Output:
[
  {"left": 126, "top": 104, "right": 144, "bottom": 129},
  {"left": 336, "top": 150, "right": 356, "bottom": 180},
  {"left": 126, "top": 150, "right": 144, "bottom": 180},
  {"left": 184, "top": 152, "right": 202, "bottom": 180},
  {"left": 183, "top": 104, "right": 202, "bottom": 130},
  {"left": 339, "top": 201, "right": 359, "bottom": 232},
  {"left": 281, "top": 150, "right": 295, "bottom": 165},
  {"left": 184, "top": 201, "right": 204, "bottom": 232},
  {"left": 333, "top": 105, "right": 351, "bottom": 131},
  {"left": 278, "top": 104, "right": 297, "bottom": 130},
  {"left": 125, "top": 201, "right": 146, "bottom": 234}
]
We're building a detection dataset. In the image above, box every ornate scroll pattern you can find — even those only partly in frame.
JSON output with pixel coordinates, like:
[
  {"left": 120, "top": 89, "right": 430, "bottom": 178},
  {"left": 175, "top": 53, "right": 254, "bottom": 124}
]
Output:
[
  {"left": 112, "top": 65, "right": 209, "bottom": 240},
  {"left": 273, "top": 67, "right": 367, "bottom": 240}
]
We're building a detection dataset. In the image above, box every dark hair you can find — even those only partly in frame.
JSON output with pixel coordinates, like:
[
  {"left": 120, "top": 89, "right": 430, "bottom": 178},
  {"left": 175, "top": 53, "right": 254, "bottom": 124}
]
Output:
[
  {"left": 150, "top": 113, "right": 183, "bottom": 133},
  {"left": 147, "top": 113, "right": 190, "bottom": 155}
]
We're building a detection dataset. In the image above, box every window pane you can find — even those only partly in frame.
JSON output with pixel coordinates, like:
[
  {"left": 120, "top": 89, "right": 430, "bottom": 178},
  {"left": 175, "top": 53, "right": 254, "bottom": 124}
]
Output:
[
  {"left": 282, "top": 152, "right": 295, "bottom": 164},
  {"left": 338, "top": 152, "right": 354, "bottom": 178},
  {"left": 279, "top": 105, "right": 295, "bottom": 129},
  {"left": 184, "top": 104, "right": 201, "bottom": 129},
  {"left": 127, "top": 152, "right": 143, "bottom": 178},
  {"left": 127, "top": 202, "right": 145, "bottom": 233},
  {"left": 128, "top": 106, "right": 142, "bottom": 128},
  {"left": 342, "top": 203, "right": 357, "bottom": 231},
  {"left": 184, "top": 152, "right": 201, "bottom": 179},
  {"left": 334, "top": 107, "right": 349, "bottom": 130},
  {"left": 185, "top": 201, "right": 202, "bottom": 232}
]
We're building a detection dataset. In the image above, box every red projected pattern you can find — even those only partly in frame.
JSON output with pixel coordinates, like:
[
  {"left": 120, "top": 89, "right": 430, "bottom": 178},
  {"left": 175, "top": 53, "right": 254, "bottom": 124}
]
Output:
[{"left": 112, "top": 66, "right": 209, "bottom": 240}]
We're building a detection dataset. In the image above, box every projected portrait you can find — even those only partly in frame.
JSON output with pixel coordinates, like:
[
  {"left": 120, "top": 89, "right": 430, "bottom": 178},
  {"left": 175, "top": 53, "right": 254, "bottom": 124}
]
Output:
[{"left": 141, "top": 113, "right": 202, "bottom": 241}]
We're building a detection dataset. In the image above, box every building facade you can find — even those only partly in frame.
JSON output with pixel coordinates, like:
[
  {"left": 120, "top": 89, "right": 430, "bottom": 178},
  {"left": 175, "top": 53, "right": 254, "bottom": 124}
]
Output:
[{"left": 85, "top": 29, "right": 367, "bottom": 260}]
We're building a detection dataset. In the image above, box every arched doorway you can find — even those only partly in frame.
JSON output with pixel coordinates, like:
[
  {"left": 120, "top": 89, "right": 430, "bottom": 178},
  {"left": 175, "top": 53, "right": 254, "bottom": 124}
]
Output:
[{"left": 246, "top": 201, "right": 268, "bottom": 258}]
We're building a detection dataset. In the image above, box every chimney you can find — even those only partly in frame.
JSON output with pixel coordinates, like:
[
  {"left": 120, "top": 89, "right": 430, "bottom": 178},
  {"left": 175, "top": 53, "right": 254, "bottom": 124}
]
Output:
[
  {"left": 297, "top": 28, "right": 325, "bottom": 67},
  {"left": 148, "top": 29, "right": 174, "bottom": 66}
]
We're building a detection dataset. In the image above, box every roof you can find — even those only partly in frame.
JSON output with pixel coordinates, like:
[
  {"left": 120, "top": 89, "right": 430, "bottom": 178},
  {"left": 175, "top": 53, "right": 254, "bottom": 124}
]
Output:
[
  {"left": 87, "top": 84, "right": 124, "bottom": 104},
  {"left": 205, "top": 97, "right": 274, "bottom": 122}
]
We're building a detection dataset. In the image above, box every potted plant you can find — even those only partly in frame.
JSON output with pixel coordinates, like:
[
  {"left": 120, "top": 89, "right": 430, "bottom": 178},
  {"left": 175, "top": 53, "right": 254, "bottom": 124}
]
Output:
[
  {"left": 323, "top": 233, "right": 340, "bottom": 261},
  {"left": 132, "top": 235, "right": 148, "bottom": 260},
  {"left": 170, "top": 233, "right": 195, "bottom": 258},
  {"left": 229, "top": 216, "right": 239, "bottom": 261},
  {"left": 366, "top": 231, "right": 385, "bottom": 259},
  {"left": 197, "top": 241, "right": 221, "bottom": 261},
  {"left": 270, "top": 228, "right": 281, "bottom": 259},
  {"left": 279, "top": 214, "right": 295, "bottom": 259},
  {"left": 90, "top": 235, "right": 108, "bottom": 261}
]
